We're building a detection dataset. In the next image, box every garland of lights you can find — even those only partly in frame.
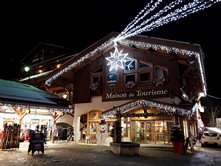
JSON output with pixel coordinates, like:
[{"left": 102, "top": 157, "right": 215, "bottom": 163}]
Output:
[
  {"left": 114, "top": 0, "right": 221, "bottom": 42},
  {"left": 101, "top": 99, "right": 199, "bottom": 119},
  {"left": 45, "top": 38, "right": 115, "bottom": 86},
  {"left": 0, "top": 102, "right": 73, "bottom": 113},
  {"left": 120, "top": 0, "right": 163, "bottom": 38}
]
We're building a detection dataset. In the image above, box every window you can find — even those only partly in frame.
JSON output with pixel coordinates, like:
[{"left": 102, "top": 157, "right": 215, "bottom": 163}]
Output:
[
  {"left": 123, "top": 59, "right": 154, "bottom": 86},
  {"left": 139, "top": 62, "right": 152, "bottom": 69},
  {"left": 138, "top": 61, "right": 153, "bottom": 85},
  {"left": 154, "top": 67, "right": 167, "bottom": 78},
  {"left": 125, "top": 74, "right": 136, "bottom": 82},
  {"left": 91, "top": 67, "right": 102, "bottom": 85},
  {"left": 139, "top": 72, "right": 151, "bottom": 84},
  {"left": 152, "top": 66, "right": 168, "bottom": 86}
]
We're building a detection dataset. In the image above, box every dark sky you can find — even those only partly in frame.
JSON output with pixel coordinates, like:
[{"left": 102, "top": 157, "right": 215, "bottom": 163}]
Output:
[{"left": 1, "top": 1, "right": 221, "bottom": 97}]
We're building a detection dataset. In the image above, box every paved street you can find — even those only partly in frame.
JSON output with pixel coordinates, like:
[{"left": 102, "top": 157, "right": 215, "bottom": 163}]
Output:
[{"left": 0, "top": 141, "right": 220, "bottom": 166}]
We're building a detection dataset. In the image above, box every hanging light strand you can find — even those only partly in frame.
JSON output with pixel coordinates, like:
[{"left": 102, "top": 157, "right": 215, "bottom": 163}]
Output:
[
  {"left": 116, "top": 0, "right": 162, "bottom": 40},
  {"left": 115, "top": 0, "right": 183, "bottom": 42},
  {"left": 115, "top": 0, "right": 221, "bottom": 42}
]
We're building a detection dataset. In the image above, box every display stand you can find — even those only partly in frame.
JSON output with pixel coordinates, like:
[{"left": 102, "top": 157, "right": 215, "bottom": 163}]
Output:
[
  {"left": 1, "top": 123, "right": 20, "bottom": 150},
  {"left": 28, "top": 132, "right": 44, "bottom": 156}
]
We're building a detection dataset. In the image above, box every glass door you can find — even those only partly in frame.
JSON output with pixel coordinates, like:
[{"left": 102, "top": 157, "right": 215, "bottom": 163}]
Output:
[{"left": 131, "top": 120, "right": 173, "bottom": 144}]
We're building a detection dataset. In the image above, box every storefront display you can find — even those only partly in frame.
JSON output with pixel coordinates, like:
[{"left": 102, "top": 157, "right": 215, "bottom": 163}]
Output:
[{"left": 1, "top": 122, "right": 20, "bottom": 150}]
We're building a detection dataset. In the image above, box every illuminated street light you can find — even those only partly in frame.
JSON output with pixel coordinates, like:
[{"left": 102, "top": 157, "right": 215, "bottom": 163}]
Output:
[{"left": 24, "top": 66, "right": 30, "bottom": 72}]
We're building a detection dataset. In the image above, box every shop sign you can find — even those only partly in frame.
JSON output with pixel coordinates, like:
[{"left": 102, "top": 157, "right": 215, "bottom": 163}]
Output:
[
  {"left": 120, "top": 112, "right": 180, "bottom": 118},
  {"left": 105, "top": 89, "right": 169, "bottom": 100}
]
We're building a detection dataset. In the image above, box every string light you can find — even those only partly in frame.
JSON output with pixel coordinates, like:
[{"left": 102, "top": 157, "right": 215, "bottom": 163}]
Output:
[
  {"left": 114, "top": 0, "right": 221, "bottom": 42},
  {"left": 101, "top": 99, "right": 199, "bottom": 119},
  {"left": 45, "top": 38, "right": 115, "bottom": 86},
  {"left": 0, "top": 102, "right": 73, "bottom": 113}
]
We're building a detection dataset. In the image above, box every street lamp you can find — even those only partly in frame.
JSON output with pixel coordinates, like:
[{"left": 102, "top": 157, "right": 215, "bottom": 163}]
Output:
[
  {"left": 24, "top": 66, "right": 31, "bottom": 84},
  {"left": 24, "top": 66, "right": 30, "bottom": 72}
]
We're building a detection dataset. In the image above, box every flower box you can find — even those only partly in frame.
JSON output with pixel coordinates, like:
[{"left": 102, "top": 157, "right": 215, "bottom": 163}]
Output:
[
  {"left": 125, "top": 81, "right": 136, "bottom": 89},
  {"left": 90, "top": 82, "right": 98, "bottom": 91}
]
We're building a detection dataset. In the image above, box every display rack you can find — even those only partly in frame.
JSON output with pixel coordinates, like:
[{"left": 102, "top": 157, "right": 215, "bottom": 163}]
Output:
[{"left": 1, "top": 123, "right": 20, "bottom": 150}]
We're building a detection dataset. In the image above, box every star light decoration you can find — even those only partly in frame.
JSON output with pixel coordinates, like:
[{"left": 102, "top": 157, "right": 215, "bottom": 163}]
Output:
[{"left": 105, "top": 45, "right": 128, "bottom": 71}]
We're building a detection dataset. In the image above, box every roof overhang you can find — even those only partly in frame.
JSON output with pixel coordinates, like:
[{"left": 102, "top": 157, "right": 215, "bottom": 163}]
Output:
[
  {"left": 0, "top": 79, "right": 73, "bottom": 113},
  {"left": 44, "top": 32, "right": 207, "bottom": 98}
]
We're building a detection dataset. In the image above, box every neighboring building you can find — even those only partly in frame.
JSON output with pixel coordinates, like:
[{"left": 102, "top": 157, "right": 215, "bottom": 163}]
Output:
[
  {"left": 44, "top": 32, "right": 206, "bottom": 145},
  {"left": 18, "top": 42, "right": 76, "bottom": 128},
  {"left": 0, "top": 79, "right": 73, "bottom": 148},
  {"left": 19, "top": 42, "right": 76, "bottom": 94}
]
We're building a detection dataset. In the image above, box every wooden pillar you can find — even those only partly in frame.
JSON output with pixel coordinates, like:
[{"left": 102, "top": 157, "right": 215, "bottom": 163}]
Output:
[
  {"left": 114, "top": 111, "right": 122, "bottom": 143},
  {"left": 13, "top": 107, "right": 28, "bottom": 126},
  {"left": 52, "top": 112, "right": 57, "bottom": 143},
  {"left": 51, "top": 111, "right": 62, "bottom": 143}
]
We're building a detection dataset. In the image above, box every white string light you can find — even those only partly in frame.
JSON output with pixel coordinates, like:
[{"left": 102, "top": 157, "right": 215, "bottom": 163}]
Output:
[
  {"left": 101, "top": 99, "right": 198, "bottom": 119},
  {"left": 119, "top": 0, "right": 163, "bottom": 38},
  {"left": 114, "top": 0, "right": 221, "bottom": 42},
  {"left": 0, "top": 102, "right": 73, "bottom": 113}
]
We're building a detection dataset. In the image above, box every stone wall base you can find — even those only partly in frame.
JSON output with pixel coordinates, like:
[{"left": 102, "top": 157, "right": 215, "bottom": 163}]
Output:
[{"left": 110, "top": 142, "right": 140, "bottom": 156}]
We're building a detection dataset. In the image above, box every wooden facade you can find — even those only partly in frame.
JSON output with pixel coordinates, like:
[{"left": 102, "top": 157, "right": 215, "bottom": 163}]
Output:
[{"left": 30, "top": 32, "right": 207, "bottom": 144}]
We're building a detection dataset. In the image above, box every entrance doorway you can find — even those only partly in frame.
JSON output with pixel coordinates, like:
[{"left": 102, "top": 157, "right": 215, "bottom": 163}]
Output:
[{"left": 131, "top": 120, "right": 173, "bottom": 144}]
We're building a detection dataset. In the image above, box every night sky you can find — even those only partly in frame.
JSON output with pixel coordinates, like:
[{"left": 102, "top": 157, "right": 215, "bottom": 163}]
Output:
[{"left": 1, "top": 1, "right": 221, "bottom": 97}]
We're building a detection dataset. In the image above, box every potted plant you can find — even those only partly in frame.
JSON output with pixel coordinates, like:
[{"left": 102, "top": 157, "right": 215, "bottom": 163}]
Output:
[{"left": 170, "top": 125, "right": 185, "bottom": 154}]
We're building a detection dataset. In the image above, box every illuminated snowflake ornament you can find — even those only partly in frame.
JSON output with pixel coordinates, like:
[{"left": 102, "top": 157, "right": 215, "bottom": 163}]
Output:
[
  {"left": 125, "top": 58, "right": 134, "bottom": 70},
  {"left": 106, "top": 46, "right": 128, "bottom": 71}
]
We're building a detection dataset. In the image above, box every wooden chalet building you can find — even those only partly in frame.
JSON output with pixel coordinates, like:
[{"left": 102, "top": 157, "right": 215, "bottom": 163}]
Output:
[{"left": 41, "top": 32, "right": 207, "bottom": 145}]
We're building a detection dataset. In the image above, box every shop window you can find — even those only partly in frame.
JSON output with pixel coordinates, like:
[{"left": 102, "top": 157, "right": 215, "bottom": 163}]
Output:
[
  {"left": 121, "top": 118, "right": 129, "bottom": 137},
  {"left": 89, "top": 122, "right": 97, "bottom": 134}
]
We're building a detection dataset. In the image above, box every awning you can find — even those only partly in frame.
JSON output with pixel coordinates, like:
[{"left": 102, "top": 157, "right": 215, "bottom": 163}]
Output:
[
  {"left": 0, "top": 79, "right": 73, "bottom": 113},
  {"left": 101, "top": 99, "right": 194, "bottom": 119}
]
